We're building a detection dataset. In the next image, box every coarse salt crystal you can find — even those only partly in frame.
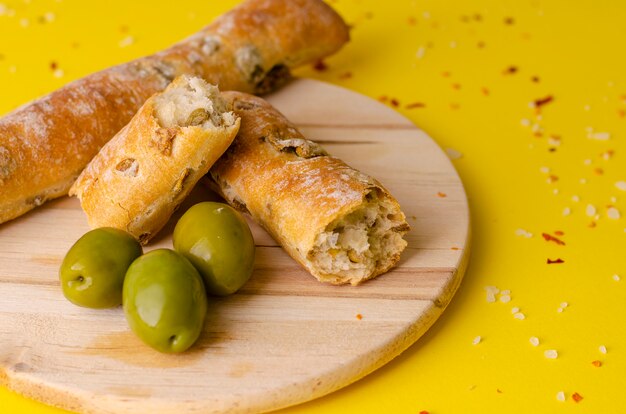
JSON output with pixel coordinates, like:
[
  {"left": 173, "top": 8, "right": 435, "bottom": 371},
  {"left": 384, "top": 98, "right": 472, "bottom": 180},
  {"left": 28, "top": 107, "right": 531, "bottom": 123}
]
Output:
[
  {"left": 485, "top": 285, "right": 500, "bottom": 293},
  {"left": 500, "top": 295, "right": 511, "bottom": 303},
  {"left": 544, "top": 349, "right": 558, "bottom": 359},
  {"left": 583, "top": 159, "right": 592, "bottom": 165},
  {"left": 588, "top": 131, "right": 611, "bottom": 140},
  {"left": 563, "top": 207, "right": 571, "bottom": 216},
  {"left": 530, "top": 336, "right": 540, "bottom": 346},
  {"left": 586, "top": 204, "right": 597, "bottom": 217},
  {"left": 486, "top": 293, "right": 496, "bottom": 303},
  {"left": 539, "top": 166, "right": 550, "bottom": 174},
  {"left": 599, "top": 345, "right": 607, "bottom": 354},
  {"left": 580, "top": 178, "right": 587, "bottom": 184},
  {"left": 616, "top": 181, "right": 626, "bottom": 191},
  {"left": 44, "top": 11, "right": 55, "bottom": 22},
  {"left": 560, "top": 302, "right": 569, "bottom": 308},
  {"left": 416, "top": 46, "right": 426, "bottom": 59},
  {"left": 511, "top": 306, "right": 520, "bottom": 314},
  {"left": 556, "top": 391, "right": 566, "bottom": 401},
  {"left": 501, "top": 290, "right": 511, "bottom": 295},
  {"left": 572, "top": 195, "right": 580, "bottom": 202},
  {"left": 53, "top": 68, "right": 64, "bottom": 78},
  {"left": 607, "top": 207, "right": 621, "bottom": 220},
  {"left": 610, "top": 197, "right": 617, "bottom": 203},
  {"left": 520, "top": 118, "right": 531, "bottom": 127},
  {"left": 515, "top": 228, "right": 533, "bottom": 238},
  {"left": 514, "top": 312, "right": 526, "bottom": 320},
  {"left": 472, "top": 336, "right": 481, "bottom": 345},
  {"left": 553, "top": 189, "right": 559, "bottom": 195},
  {"left": 613, "top": 274, "right": 621, "bottom": 281},
  {"left": 119, "top": 35, "right": 135, "bottom": 48}
]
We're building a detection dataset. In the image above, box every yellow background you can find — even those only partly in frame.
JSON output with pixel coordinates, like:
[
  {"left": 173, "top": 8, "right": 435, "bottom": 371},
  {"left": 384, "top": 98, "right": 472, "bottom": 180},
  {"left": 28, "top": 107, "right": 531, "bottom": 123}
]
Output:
[{"left": 1, "top": 0, "right": 625, "bottom": 412}]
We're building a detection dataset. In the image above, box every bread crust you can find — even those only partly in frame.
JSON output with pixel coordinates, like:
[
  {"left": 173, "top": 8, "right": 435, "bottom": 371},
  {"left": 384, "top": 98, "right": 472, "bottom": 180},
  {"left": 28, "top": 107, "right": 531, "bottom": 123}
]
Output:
[
  {"left": 209, "top": 92, "right": 409, "bottom": 285},
  {"left": 0, "top": 0, "right": 349, "bottom": 224}
]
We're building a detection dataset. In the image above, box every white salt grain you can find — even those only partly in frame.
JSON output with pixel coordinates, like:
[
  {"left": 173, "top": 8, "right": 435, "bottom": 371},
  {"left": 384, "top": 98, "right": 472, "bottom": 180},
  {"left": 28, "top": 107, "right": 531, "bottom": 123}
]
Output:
[
  {"left": 530, "top": 336, "right": 540, "bottom": 346},
  {"left": 520, "top": 118, "right": 531, "bottom": 127},
  {"left": 515, "top": 229, "right": 533, "bottom": 238},
  {"left": 540, "top": 166, "right": 550, "bottom": 174},
  {"left": 119, "top": 35, "right": 135, "bottom": 48},
  {"left": 613, "top": 274, "right": 621, "bottom": 281},
  {"left": 500, "top": 295, "right": 511, "bottom": 303},
  {"left": 486, "top": 293, "right": 496, "bottom": 303},
  {"left": 607, "top": 207, "right": 621, "bottom": 220},
  {"left": 416, "top": 46, "right": 426, "bottom": 59},
  {"left": 501, "top": 290, "right": 511, "bottom": 295},
  {"left": 544, "top": 349, "right": 558, "bottom": 359},
  {"left": 599, "top": 345, "right": 607, "bottom": 354},
  {"left": 572, "top": 195, "right": 581, "bottom": 202},
  {"left": 445, "top": 147, "right": 463, "bottom": 160},
  {"left": 563, "top": 207, "right": 571, "bottom": 216},
  {"left": 53, "top": 68, "right": 64, "bottom": 78},
  {"left": 586, "top": 204, "right": 597, "bottom": 217},
  {"left": 580, "top": 178, "right": 587, "bottom": 184},
  {"left": 588, "top": 131, "right": 611, "bottom": 140},
  {"left": 556, "top": 391, "right": 566, "bottom": 401},
  {"left": 616, "top": 181, "right": 626, "bottom": 191},
  {"left": 584, "top": 159, "right": 592, "bottom": 165},
  {"left": 472, "top": 336, "right": 481, "bottom": 345},
  {"left": 511, "top": 306, "right": 520, "bottom": 314}
]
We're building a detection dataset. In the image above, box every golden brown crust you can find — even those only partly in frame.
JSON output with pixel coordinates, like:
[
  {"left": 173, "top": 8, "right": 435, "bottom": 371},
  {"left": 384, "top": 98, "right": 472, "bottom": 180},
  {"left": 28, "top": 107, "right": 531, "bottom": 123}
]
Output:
[
  {"left": 0, "top": 0, "right": 349, "bottom": 224},
  {"left": 209, "top": 92, "right": 409, "bottom": 285},
  {"left": 69, "top": 77, "right": 240, "bottom": 243}
]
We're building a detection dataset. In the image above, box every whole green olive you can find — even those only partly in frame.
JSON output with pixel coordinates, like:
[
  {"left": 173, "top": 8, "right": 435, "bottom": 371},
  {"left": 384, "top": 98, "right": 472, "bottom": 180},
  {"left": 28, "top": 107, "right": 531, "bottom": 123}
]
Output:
[
  {"left": 123, "top": 249, "right": 208, "bottom": 353},
  {"left": 173, "top": 202, "right": 255, "bottom": 296},
  {"left": 59, "top": 227, "right": 142, "bottom": 309}
]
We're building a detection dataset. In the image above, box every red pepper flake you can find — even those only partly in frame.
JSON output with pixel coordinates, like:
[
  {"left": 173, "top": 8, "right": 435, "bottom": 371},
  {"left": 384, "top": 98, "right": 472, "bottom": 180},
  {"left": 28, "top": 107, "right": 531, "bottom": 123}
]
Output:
[
  {"left": 589, "top": 221, "right": 597, "bottom": 228},
  {"left": 49, "top": 61, "right": 58, "bottom": 71},
  {"left": 390, "top": 98, "right": 400, "bottom": 108},
  {"left": 547, "top": 175, "right": 559, "bottom": 183},
  {"left": 554, "top": 230, "right": 564, "bottom": 236},
  {"left": 572, "top": 392, "right": 583, "bottom": 403},
  {"left": 452, "top": 83, "right": 462, "bottom": 90},
  {"left": 437, "top": 192, "right": 447, "bottom": 198},
  {"left": 534, "top": 95, "right": 554, "bottom": 108},
  {"left": 531, "top": 76, "right": 540, "bottom": 83},
  {"left": 542, "top": 233, "right": 565, "bottom": 245},
  {"left": 405, "top": 102, "right": 426, "bottom": 109},
  {"left": 503, "top": 65, "right": 518, "bottom": 75},
  {"left": 338, "top": 71, "right": 352, "bottom": 80},
  {"left": 312, "top": 60, "right": 328, "bottom": 72},
  {"left": 547, "top": 258, "right": 565, "bottom": 264},
  {"left": 481, "top": 87, "right": 490, "bottom": 96},
  {"left": 618, "top": 109, "right": 625, "bottom": 118},
  {"left": 591, "top": 360, "right": 602, "bottom": 367},
  {"left": 504, "top": 17, "right": 515, "bottom": 25},
  {"left": 419, "top": 411, "right": 430, "bottom": 414},
  {"left": 356, "top": 313, "right": 363, "bottom": 320}
]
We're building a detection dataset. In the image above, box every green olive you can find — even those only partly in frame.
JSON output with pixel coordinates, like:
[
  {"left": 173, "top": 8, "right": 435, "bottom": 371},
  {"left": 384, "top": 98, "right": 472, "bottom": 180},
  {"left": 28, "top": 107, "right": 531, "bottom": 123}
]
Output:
[
  {"left": 59, "top": 227, "right": 142, "bottom": 308},
  {"left": 123, "top": 249, "right": 207, "bottom": 353},
  {"left": 173, "top": 202, "right": 255, "bottom": 296}
]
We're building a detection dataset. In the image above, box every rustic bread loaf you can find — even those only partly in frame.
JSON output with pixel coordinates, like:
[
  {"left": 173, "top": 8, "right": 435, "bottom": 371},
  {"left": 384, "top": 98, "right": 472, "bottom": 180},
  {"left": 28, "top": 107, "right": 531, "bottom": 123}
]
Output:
[
  {"left": 70, "top": 76, "right": 240, "bottom": 243},
  {"left": 208, "top": 92, "right": 410, "bottom": 285},
  {"left": 0, "top": 0, "right": 349, "bottom": 224}
]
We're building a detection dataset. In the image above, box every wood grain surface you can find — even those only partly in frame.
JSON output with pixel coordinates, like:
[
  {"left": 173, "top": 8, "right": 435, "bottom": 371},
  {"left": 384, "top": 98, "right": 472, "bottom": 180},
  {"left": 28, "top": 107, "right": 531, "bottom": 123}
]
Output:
[{"left": 0, "top": 79, "right": 470, "bottom": 414}]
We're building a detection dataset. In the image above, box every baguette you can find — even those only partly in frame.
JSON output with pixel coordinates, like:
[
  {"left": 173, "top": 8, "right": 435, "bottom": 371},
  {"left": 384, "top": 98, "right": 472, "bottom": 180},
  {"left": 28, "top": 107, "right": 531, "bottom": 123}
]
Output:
[
  {"left": 0, "top": 0, "right": 349, "bottom": 224},
  {"left": 69, "top": 76, "right": 239, "bottom": 244},
  {"left": 208, "top": 92, "right": 410, "bottom": 285}
]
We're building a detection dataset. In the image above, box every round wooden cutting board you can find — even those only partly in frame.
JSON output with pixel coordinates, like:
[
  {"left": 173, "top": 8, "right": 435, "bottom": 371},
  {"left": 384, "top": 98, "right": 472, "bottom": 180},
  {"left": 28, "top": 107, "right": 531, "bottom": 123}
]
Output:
[{"left": 0, "top": 79, "right": 470, "bottom": 414}]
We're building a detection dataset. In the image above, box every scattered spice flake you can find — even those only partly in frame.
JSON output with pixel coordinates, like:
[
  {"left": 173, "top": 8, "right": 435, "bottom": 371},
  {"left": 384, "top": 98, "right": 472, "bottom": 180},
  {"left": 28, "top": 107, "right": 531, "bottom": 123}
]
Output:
[
  {"left": 481, "top": 87, "right": 490, "bottom": 96},
  {"left": 407, "top": 16, "right": 417, "bottom": 25},
  {"left": 548, "top": 136, "right": 561, "bottom": 146},
  {"left": 419, "top": 411, "right": 430, "bottom": 414},
  {"left": 390, "top": 98, "right": 400, "bottom": 108},
  {"left": 441, "top": 71, "right": 451, "bottom": 78},
  {"left": 554, "top": 230, "right": 564, "bottom": 236},
  {"left": 445, "top": 147, "right": 463, "bottom": 160},
  {"left": 520, "top": 118, "right": 531, "bottom": 127},
  {"left": 355, "top": 313, "right": 363, "bottom": 320},
  {"left": 378, "top": 95, "right": 388, "bottom": 103},
  {"left": 586, "top": 204, "right": 597, "bottom": 217},
  {"left": 556, "top": 391, "right": 566, "bottom": 402},
  {"left": 515, "top": 228, "right": 533, "bottom": 238},
  {"left": 49, "top": 61, "right": 58, "bottom": 71},
  {"left": 530, "top": 336, "right": 540, "bottom": 346},
  {"left": 338, "top": 71, "right": 352, "bottom": 80},
  {"left": 504, "top": 17, "right": 515, "bottom": 25},
  {"left": 599, "top": 345, "right": 607, "bottom": 354},
  {"left": 546, "top": 175, "right": 559, "bottom": 184},
  {"left": 593, "top": 167, "right": 604, "bottom": 176},
  {"left": 437, "top": 192, "right": 447, "bottom": 198},
  {"left": 613, "top": 274, "right": 621, "bottom": 281},
  {"left": 477, "top": 41, "right": 486, "bottom": 49},
  {"left": 449, "top": 103, "right": 461, "bottom": 110},
  {"left": 472, "top": 335, "right": 482, "bottom": 345},
  {"left": 531, "top": 76, "right": 540, "bottom": 83},
  {"left": 591, "top": 360, "right": 602, "bottom": 367},
  {"left": 312, "top": 60, "right": 328, "bottom": 72},
  {"left": 405, "top": 102, "right": 426, "bottom": 109},
  {"left": 607, "top": 207, "right": 621, "bottom": 220},
  {"left": 547, "top": 258, "right": 564, "bottom": 264},
  {"left": 600, "top": 149, "right": 614, "bottom": 160},
  {"left": 615, "top": 181, "right": 626, "bottom": 191},
  {"left": 451, "top": 83, "right": 461, "bottom": 90},
  {"left": 588, "top": 221, "right": 597, "bottom": 228},
  {"left": 533, "top": 95, "right": 554, "bottom": 108},
  {"left": 503, "top": 65, "right": 518, "bottom": 75},
  {"left": 618, "top": 109, "right": 625, "bottom": 118},
  {"left": 572, "top": 392, "right": 583, "bottom": 403},
  {"left": 542, "top": 233, "right": 566, "bottom": 246},
  {"left": 544, "top": 349, "right": 558, "bottom": 359}
]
